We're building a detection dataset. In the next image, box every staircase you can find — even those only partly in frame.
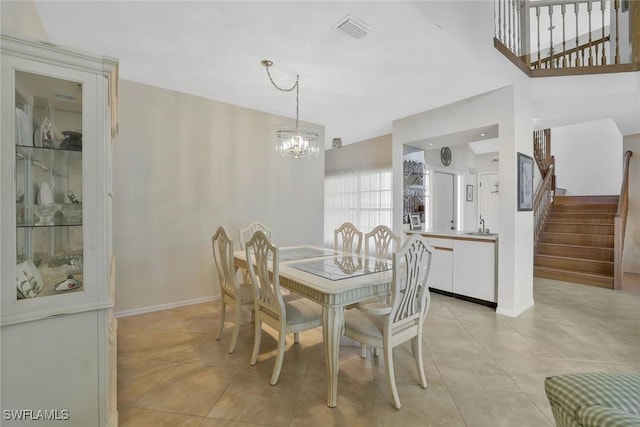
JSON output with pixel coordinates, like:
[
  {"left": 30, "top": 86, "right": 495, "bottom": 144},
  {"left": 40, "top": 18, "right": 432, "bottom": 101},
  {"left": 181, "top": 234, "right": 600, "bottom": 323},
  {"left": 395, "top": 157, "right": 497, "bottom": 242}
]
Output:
[{"left": 534, "top": 195, "right": 618, "bottom": 288}]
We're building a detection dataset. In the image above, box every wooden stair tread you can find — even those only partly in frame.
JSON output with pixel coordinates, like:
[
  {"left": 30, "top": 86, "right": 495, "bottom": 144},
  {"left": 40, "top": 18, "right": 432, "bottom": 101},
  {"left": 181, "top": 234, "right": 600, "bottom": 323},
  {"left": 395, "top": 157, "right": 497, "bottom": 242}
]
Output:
[
  {"left": 534, "top": 266, "right": 614, "bottom": 288},
  {"left": 541, "top": 231, "right": 614, "bottom": 237},
  {"left": 553, "top": 195, "right": 619, "bottom": 205},
  {"left": 535, "top": 243, "right": 614, "bottom": 262},
  {"left": 536, "top": 242, "right": 613, "bottom": 250},
  {"left": 547, "top": 214, "right": 615, "bottom": 218},
  {"left": 535, "top": 254, "right": 613, "bottom": 265},
  {"left": 534, "top": 265, "right": 612, "bottom": 277},
  {"left": 551, "top": 205, "right": 618, "bottom": 213},
  {"left": 545, "top": 222, "right": 614, "bottom": 229}
]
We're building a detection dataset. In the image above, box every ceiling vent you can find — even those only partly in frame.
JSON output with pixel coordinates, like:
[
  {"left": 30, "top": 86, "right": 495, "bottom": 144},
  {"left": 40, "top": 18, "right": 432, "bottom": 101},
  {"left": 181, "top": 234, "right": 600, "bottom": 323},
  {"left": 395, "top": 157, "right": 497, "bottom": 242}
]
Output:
[{"left": 334, "top": 15, "right": 372, "bottom": 39}]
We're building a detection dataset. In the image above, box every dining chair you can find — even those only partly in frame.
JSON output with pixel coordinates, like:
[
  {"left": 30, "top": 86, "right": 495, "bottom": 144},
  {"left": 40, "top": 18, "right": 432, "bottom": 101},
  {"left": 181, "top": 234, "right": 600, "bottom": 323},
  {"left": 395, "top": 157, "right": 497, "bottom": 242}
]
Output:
[
  {"left": 358, "top": 224, "right": 401, "bottom": 357},
  {"left": 245, "top": 230, "right": 323, "bottom": 385},
  {"left": 238, "top": 222, "right": 272, "bottom": 251},
  {"left": 364, "top": 225, "right": 400, "bottom": 259},
  {"left": 212, "top": 226, "right": 255, "bottom": 354},
  {"left": 343, "top": 233, "right": 433, "bottom": 409},
  {"left": 334, "top": 222, "right": 363, "bottom": 254},
  {"left": 238, "top": 222, "right": 273, "bottom": 283}
]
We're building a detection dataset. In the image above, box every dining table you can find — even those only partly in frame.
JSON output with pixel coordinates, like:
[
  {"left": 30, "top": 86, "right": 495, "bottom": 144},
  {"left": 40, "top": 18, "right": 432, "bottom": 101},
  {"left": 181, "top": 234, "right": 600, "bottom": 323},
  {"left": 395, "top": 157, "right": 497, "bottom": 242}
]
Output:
[{"left": 234, "top": 245, "right": 393, "bottom": 408}]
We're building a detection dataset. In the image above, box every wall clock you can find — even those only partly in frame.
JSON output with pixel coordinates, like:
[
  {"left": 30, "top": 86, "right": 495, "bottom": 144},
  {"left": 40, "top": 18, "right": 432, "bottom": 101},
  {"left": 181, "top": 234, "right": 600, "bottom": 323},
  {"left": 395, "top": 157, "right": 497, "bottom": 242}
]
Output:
[{"left": 440, "top": 147, "right": 452, "bottom": 166}]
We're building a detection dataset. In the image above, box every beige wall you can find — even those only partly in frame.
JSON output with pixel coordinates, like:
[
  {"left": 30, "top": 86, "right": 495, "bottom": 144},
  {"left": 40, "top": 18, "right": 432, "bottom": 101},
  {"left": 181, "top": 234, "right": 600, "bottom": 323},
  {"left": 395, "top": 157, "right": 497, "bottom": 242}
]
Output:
[
  {"left": 0, "top": 1, "right": 49, "bottom": 42},
  {"left": 324, "top": 134, "right": 391, "bottom": 174},
  {"left": 623, "top": 134, "right": 640, "bottom": 274},
  {"left": 113, "top": 80, "right": 325, "bottom": 313}
]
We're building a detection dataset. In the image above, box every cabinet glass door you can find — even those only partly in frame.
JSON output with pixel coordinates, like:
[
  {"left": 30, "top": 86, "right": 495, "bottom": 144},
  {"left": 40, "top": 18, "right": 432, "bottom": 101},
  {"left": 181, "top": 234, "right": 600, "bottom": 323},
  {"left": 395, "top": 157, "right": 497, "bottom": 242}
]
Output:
[{"left": 15, "top": 70, "right": 84, "bottom": 300}]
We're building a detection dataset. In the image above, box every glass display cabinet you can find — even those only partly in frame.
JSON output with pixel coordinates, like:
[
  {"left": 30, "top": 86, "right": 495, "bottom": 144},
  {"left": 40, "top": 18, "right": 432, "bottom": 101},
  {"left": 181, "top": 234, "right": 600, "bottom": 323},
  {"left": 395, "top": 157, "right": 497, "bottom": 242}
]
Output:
[
  {"left": 403, "top": 160, "right": 428, "bottom": 225},
  {"left": 15, "top": 71, "right": 85, "bottom": 300},
  {"left": 1, "top": 34, "right": 118, "bottom": 426}
]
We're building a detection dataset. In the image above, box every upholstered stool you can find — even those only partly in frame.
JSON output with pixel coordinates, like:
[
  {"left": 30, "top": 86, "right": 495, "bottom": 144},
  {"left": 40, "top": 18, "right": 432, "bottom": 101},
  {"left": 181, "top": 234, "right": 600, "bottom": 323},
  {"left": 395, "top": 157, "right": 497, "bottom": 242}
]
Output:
[{"left": 545, "top": 373, "right": 640, "bottom": 427}]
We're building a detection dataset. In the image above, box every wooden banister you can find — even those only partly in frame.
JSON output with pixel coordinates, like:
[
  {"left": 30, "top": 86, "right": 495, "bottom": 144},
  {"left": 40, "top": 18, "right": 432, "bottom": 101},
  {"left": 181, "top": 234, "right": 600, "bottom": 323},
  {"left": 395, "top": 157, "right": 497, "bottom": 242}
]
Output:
[
  {"left": 533, "top": 129, "right": 556, "bottom": 249},
  {"left": 533, "top": 129, "right": 552, "bottom": 175},
  {"left": 613, "top": 150, "right": 633, "bottom": 290},
  {"left": 534, "top": 162, "right": 555, "bottom": 248}
]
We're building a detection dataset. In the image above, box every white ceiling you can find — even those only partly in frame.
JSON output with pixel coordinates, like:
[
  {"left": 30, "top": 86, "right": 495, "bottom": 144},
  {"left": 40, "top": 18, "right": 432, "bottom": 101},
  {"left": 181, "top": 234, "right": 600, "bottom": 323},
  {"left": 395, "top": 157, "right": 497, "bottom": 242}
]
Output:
[
  {"left": 34, "top": 1, "right": 511, "bottom": 148},
  {"left": 33, "top": 1, "right": 639, "bottom": 150}
]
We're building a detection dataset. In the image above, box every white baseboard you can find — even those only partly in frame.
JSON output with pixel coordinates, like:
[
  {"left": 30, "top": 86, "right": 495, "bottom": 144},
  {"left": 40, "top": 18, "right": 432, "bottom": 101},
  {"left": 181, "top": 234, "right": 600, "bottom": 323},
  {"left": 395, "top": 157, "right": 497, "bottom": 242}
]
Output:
[
  {"left": 496, "top": 299, "right": 534, "bottom": 318},
  {"left": 115, "top": 295, "right": 220, "bottom": 318}
]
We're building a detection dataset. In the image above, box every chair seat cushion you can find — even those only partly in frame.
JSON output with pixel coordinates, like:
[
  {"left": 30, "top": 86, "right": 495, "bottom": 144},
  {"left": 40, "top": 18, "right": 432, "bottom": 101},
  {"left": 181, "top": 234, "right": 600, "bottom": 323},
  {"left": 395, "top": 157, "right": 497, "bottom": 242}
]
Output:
[
  {"left": 344, "top": 308, "right": 384, "bottom": 340},
  {"left": 237, "top": 283, "right": 255, "bottom": 302},
  {"left": 545, "top": 373, "right": 640, "bottom": 426},
  {"left": 283, "top": 295, "right": 322, "bottom": 325}
]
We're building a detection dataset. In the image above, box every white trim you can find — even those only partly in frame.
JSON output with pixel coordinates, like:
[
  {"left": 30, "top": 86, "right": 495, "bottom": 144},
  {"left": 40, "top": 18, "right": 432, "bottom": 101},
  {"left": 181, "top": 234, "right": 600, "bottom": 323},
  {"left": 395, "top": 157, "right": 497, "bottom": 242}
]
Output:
[
  {"left": 115, "top": 295, "right": 219, "bottom": 318},
  {"left": 496, "top": 299, "right": 534, "bottom": 317},
  {"left": 1, "top": 300, "right": 114, "bottom": 326}
]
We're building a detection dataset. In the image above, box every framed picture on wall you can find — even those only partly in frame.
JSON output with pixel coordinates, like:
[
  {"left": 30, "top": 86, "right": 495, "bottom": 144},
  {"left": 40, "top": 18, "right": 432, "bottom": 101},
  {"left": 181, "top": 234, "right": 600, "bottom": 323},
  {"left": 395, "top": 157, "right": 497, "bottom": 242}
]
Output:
[
  {"left": 466, "top": 184, "right": 473, "bottom": 202},
  {"left": 410, "top": 213, "right": 421, "bottom": 230},
  {"left": 517, "top": 152, "right": 534, "bottom": 211}
]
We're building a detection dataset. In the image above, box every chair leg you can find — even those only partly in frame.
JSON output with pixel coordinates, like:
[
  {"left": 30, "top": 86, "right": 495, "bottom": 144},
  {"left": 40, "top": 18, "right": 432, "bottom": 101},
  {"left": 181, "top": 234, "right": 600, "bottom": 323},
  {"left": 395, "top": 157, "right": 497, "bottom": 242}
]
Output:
[
  {"left": 228, "top": 302, "right": 241, "bottom": 354},
  {"left": 411, "top": 335, "right": 427, "bottom": 388},
  {"left": 250, "top": 318, "right": 262, "bottom": 366},
  {"left": 360, "top": 344, "right": 367, "bottom": 358},
  {"left": 294, "top": 332, "right": 300, "bottom": 344},
  {"left": 271, "top": 326, "right": 287, "bottom": 385},
  {"left": 384, "top": 343, "right": 401, "bottom": 410},
  {"left": 216, "top": 300, "right": 227, "bottom": 340}
]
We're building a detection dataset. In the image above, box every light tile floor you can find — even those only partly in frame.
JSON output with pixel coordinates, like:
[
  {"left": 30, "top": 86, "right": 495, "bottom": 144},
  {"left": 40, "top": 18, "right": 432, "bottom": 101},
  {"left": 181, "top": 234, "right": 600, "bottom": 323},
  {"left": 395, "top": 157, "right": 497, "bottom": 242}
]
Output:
[{"left": 117, "top": 277, "right": 640, "bottom": 426}]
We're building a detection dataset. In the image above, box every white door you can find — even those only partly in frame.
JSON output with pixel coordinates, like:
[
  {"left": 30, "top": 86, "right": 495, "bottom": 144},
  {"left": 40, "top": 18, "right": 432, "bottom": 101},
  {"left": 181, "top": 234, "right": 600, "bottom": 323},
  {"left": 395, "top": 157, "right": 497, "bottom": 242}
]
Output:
[
  {"left": 478, "top": 172, "right": 500, "bottom": 233},
  {"left": 432, "top": 171, "right": 455, "bottom": 231}
]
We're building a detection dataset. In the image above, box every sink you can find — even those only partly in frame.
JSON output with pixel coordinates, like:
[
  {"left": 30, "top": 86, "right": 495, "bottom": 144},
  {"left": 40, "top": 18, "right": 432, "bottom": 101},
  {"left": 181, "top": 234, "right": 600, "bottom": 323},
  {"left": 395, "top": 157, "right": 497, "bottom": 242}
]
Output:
[{"left": 464, "top": 232, "right": 498, "bottom": 237}]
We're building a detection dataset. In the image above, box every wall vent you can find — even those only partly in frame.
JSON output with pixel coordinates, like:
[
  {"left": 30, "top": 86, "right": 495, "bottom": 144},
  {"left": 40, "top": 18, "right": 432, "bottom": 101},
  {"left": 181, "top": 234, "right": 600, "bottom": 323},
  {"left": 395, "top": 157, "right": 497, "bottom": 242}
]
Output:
[{"left": 334, "top": 15, "right": 372, "bottom": 39}]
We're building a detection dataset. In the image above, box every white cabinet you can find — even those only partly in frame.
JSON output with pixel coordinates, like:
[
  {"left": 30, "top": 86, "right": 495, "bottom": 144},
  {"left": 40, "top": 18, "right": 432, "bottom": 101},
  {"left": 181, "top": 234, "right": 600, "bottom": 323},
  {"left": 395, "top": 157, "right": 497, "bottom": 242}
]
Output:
[
  {"left": 1, "top": 34, "right": 118, "bottom": 426},
  {"left": 409, "top": 232, "right": 497, "bottom": 305},
  {"left": 425, "top": 237, "right": 453, "bottom": 293},
  {"left": 452, "top": 239, "right": 497, "bottom": 303}
]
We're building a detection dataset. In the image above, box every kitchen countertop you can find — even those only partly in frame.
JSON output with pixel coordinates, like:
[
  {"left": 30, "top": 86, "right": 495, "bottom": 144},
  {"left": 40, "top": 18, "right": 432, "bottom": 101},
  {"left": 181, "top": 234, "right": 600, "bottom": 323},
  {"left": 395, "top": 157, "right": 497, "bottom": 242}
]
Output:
[{"left": 406, "top": 229, "right": 498, "bottom": 241}]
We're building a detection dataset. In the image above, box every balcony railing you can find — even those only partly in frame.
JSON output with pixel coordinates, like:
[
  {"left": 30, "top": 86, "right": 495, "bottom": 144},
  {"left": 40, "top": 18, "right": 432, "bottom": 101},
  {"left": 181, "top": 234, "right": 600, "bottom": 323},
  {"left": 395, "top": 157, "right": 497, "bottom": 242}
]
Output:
[{"left": 495, "top": 0, "right": 639, "bottom": 76}]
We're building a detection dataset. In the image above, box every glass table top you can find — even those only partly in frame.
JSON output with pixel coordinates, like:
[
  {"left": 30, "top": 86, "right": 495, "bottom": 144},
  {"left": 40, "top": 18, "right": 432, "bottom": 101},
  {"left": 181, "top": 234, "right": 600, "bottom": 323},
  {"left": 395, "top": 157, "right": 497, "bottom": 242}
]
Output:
[
  {"left": 292, "top": 256, "right": 392, "bottom": 281},
  {"left": 275, "top": 247, "right": 337, "bottom": 262}
]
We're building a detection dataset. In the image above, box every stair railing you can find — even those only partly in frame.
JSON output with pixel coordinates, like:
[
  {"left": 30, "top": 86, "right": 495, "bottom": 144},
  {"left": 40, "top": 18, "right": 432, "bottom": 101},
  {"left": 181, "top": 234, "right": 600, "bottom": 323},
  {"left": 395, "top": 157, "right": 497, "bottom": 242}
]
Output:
[
  {"left": 494, "top": 0, "right": 639, "bottom": 76},
  {"left": 531, "top": 35, "right": 610, "bottom": 69},
  {"left": 534, "top": 129, "right": 552, "bottom": 175},
  {"left": 532, "top": 128, "right": 556, "bottom": 248},
  {"left": 534, "top": 162, "right": 556, "bottom": 248},
  {"left": 613, "top": 150, "right": 633, "bottom": 290}
]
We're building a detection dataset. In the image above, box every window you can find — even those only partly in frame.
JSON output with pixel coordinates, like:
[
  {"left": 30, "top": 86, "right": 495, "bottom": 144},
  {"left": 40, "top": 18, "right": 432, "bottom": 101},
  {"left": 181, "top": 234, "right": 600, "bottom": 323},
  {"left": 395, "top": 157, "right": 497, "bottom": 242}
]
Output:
[{"left": 324, "top": 166, "right": 392, "bottom": 247}]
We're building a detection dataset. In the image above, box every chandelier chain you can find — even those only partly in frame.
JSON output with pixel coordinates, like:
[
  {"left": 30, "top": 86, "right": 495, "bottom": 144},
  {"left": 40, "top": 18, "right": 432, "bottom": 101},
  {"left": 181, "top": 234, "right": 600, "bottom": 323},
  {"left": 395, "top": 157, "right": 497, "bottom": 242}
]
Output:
[
  {"left": 265, "top": 66, "right": 298, "bottom": 92},
  {"left": 264, "top": 66, "right": 300, "bottom": 129}
]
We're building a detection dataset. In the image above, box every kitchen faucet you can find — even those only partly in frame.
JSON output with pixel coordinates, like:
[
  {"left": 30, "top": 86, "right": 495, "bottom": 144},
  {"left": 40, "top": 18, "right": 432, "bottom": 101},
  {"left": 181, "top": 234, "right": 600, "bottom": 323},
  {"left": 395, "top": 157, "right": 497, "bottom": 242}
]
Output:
[{"left": 479, "top": 217, "right": 485, "bottom": 234}]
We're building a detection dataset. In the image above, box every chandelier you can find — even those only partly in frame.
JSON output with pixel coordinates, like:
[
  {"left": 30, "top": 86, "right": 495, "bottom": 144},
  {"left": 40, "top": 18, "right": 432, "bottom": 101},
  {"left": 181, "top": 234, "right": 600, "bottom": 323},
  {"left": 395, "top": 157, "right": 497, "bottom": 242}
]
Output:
[{"left": 261, "top": 60, "right": 319, "bottom": 159}]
